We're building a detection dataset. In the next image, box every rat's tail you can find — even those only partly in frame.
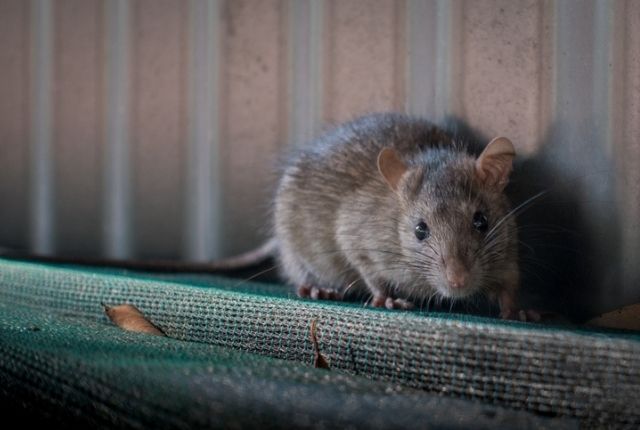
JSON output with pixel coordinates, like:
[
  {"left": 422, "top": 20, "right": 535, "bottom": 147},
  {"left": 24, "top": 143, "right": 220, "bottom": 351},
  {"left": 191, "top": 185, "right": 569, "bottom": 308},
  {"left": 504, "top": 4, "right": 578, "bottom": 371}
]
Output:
[
  {"left": 197, "top": 238, "right": 278, "bottom": 270},
  {"left": 0, "top": 238, "right": 278, "bottom": 274}
]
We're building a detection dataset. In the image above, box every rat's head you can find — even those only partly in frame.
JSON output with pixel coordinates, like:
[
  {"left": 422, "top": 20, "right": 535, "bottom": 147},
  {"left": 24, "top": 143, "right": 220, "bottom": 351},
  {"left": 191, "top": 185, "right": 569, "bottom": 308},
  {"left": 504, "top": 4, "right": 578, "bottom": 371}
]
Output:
[{"left": 377, "top": 138, "right": 516, "bottom": 300}]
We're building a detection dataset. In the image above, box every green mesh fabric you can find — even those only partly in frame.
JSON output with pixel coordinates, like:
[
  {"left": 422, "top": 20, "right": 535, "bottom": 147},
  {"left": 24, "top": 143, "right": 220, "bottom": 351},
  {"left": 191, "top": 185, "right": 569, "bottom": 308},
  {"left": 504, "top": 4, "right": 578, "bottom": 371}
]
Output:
[{"left": 1, "top": 258, "right": 638, "bottom": 428}]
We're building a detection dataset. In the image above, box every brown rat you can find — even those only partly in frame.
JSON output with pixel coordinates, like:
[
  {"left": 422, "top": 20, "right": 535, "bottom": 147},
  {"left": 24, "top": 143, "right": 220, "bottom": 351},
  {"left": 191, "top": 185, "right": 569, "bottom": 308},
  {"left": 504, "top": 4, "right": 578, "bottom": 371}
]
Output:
[
  {"left": 274, "top": 113, "right": 532, "bottom": 320},
  {"left": 0, "top": 112, "right": 534, "bottom": 320}
]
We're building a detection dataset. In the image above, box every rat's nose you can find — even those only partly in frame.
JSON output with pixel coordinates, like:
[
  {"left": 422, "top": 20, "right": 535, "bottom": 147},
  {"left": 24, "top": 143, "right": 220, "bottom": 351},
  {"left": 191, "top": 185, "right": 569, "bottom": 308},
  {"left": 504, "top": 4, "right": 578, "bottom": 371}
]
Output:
[
  {"left": 445, "top": 261, "right": 469, "bottom": 289},
  {"left": 446, "top": 271, "right": 467, "bottom": 289}
]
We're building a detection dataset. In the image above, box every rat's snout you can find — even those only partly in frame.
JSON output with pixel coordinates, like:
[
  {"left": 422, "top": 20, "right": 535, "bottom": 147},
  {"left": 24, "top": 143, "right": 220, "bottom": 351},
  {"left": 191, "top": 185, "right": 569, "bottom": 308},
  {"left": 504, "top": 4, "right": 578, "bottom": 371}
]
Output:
[{"left": 444, "top": 258, "right": 470, "bottom": 290}]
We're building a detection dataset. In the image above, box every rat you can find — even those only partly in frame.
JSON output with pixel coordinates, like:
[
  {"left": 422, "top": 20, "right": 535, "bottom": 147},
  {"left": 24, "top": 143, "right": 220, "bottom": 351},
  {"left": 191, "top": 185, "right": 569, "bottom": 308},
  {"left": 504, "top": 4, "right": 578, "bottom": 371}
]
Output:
[
  {"left": 273, "top": 113, "right": 535, "bottom": 320},
  {"left": 0, "top": 112, "right": 536, "bottom": 320}
]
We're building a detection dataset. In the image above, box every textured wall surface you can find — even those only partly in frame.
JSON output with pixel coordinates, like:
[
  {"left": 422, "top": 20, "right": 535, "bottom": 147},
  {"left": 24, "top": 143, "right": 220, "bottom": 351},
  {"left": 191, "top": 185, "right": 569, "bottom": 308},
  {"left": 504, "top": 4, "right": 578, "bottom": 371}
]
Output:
[{"left": 0, "top": 0, "right": 638, "bottom": 318}]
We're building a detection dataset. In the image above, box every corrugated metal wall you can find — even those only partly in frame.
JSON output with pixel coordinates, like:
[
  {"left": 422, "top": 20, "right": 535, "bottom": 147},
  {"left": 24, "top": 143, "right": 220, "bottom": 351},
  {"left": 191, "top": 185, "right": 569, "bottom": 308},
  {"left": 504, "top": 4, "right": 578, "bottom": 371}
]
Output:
[{"left": 0, "top": 0, "right": 638, "bottom": 318}]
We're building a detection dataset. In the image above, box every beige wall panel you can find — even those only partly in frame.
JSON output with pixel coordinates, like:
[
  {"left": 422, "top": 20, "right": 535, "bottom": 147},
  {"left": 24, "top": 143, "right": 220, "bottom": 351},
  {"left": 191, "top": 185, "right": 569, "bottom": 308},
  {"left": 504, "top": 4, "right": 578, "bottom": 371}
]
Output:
[
  {"left": 461, "top": 0, "right": 542, "bottom": 154},
  {"left": 324, "top": 0, "right": 405, "bottom": 124},
  {"left": 0, "top": 0, "right": 29, "bottom": 249},
  {"left": 53, "top": 0, "right": 103, "bottom": 255},
  {"left": 131, "top": 0, "right": 187, "bottom": 259},
  {"left": 0, "top": 0, "right": 637, "bottom": 317},
  {"left": 219, "top": 0, "right": 287, "bottom": 255}
]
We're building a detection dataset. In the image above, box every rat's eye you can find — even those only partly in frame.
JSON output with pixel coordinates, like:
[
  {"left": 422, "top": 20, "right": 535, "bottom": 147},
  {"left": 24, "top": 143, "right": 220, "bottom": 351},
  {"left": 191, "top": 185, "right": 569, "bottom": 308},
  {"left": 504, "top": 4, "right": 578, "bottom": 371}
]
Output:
[
  {"left": 473, "top": 211, "right": 489, "bottom": 232},
  {"left": 414, "top": 221, "right": 430, "bottom": 241}
]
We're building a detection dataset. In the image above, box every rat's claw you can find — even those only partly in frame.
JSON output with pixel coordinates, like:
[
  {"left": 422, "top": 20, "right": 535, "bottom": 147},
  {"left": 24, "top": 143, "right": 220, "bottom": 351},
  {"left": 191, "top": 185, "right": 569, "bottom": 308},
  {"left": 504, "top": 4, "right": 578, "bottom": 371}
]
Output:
[
  {"left": 370, "top": 295, "right": 386, "bottom": 308},
  {"left": 296, "top": 284, "right": 312, "bottom": 298},
  {"left": 370, "top": 295, "right": 414, "bottom": 310},
  {"left": 297, "top": 284, "right": 343, "bottom": 301},
  {"left": 386, "top": 297, "right": 414, "bottom": 310}
]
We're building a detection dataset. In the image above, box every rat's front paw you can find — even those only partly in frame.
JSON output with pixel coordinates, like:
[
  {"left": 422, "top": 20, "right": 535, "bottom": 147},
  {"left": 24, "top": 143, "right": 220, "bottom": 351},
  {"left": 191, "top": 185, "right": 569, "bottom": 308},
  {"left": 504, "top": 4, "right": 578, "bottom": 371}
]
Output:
[
  {"left": 370, "top": 295, "right": 414, "bottom": 310},
  {"left": 297, "top": 284, "right": 344, "bottom": 301},
  {"left": 500, "top": 308, "right": 541, "bottom": 322}
]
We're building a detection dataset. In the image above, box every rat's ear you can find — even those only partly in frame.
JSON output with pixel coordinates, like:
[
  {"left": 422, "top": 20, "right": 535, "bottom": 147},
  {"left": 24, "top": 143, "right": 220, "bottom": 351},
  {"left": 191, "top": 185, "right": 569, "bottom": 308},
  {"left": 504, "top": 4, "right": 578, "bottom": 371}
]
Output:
[
  {"left": 377, "top": 148, "right": 408, "bottom": 191},
  {"left": 475, "top": 137, "right": 515, "bottom": 191}
]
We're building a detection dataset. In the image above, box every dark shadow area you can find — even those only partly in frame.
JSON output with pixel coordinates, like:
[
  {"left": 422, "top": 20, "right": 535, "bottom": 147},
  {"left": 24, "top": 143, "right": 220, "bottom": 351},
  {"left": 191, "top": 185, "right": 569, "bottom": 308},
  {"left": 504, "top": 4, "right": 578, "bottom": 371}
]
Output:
[{"left": 508, "top": 149, "right": 592, "bottom": 321}]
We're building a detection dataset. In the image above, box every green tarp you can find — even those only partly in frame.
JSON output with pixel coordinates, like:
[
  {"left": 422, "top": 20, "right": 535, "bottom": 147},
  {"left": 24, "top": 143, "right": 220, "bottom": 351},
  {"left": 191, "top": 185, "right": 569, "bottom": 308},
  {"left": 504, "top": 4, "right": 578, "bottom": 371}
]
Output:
[{"left": 1, "top": 258, "right": 638, "bottom": 428}]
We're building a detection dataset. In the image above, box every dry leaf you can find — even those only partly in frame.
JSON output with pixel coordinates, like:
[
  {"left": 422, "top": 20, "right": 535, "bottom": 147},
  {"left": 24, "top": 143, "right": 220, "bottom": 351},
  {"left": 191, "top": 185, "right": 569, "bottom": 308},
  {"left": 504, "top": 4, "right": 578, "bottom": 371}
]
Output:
[
  {"left": 310, "top": 319, "right": 330, "bottom": 369},
  {"left": 103, "top": 303, "right": 165, "bottom": 336},
  {"left": 587, "top": 303, "right": 640, "bottom": 331}
]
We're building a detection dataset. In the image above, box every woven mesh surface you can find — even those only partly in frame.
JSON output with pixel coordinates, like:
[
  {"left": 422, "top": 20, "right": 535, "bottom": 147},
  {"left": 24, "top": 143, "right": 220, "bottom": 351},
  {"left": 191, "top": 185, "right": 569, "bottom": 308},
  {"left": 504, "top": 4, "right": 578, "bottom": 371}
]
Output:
[{"left": 1, "top": 258, "right": 638, "bottom": 428}]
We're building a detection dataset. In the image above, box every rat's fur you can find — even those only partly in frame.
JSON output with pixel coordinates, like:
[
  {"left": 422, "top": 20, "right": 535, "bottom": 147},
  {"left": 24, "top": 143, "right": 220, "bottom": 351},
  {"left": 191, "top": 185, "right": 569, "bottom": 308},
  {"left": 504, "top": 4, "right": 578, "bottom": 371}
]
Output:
[{"left": 274, "top": 113, "right": 520, "bottom": 315}]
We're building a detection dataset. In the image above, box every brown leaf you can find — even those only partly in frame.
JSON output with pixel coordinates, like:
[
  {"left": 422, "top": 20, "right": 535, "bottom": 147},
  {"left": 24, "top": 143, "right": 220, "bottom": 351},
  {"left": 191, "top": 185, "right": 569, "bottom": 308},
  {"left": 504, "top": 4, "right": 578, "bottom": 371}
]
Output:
[
  {"left": 310, "top": 319, "right": 330, "bottom": 369},
  {"left": 587, "top": 303, "right": 640, "bottom": 331},
  {"left": 102, "top": 303, "right": 165, "bottom": 336}
]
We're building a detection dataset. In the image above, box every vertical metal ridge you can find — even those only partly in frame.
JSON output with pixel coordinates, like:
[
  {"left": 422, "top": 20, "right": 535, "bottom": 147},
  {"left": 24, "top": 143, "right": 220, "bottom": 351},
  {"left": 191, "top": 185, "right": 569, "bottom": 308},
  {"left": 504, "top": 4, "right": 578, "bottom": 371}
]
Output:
[
  {"left": 184, "top": 0, "right": 221, "bottom": 261},
  {"left": 288, "top": 0, "right": 324, "bottom": 147},
  {"left": 435, "top": 0, "right": 463, "bottom": 121},
  {"left": 393, "top": 0, "right": 407, "bottom": 112},
  {"left": 608, "top": 0, "right": 627, "bottom": 155},
  {"left": 553, "top": 0, "right": 620, "bottom": 311},
  {"left": 29, "top": 0, "right": 54, "bottom": 254},
  {"left": 407, "top": 0, "right": 462, "bottom": 122},
  {"left": 406, "top": 0, "right": 438, "bottom": 117},
  {"left": 608, "top": 0, "right": 637, "bottom": 295},
  {"left": 592, "top": 0, "right": 615, "bottom": 154},
  {"left": 552, "top": 1, "right": 596, "bottom": 172},
  {"left": 536, "top": 0, "right": 555, "bottom": 144},
  {"left": 104, "top": 0, "right": 132, "bottom": 258}
]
